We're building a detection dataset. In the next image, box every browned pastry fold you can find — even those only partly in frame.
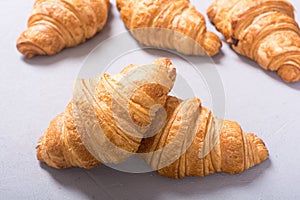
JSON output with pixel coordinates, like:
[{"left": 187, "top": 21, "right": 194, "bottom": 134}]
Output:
[
  {"left": 36, "top": 58, "right": 176, "bottom": 168},
  {"left": 138, "top": 96, "right": 268, "bottom": 178},
  {"left": 17, "top": 0, "right": 110, "bottom": 58},
  {"left": 117, "top": 0, "right": 222, "bottom": 56},
  {"left": 37, "top": 58, "right": 268, "bottom": 179},
  {"left": 207, "top": 0, "right": 300, "bottom": 82}
]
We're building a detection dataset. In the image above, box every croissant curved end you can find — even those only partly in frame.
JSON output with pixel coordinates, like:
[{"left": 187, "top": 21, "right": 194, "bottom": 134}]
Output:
[
  {"left": 152, "top": 57, "right": 176, "bottom": 82},
  {"left": 200, "top": 31, "right": 222, "bottom": 56},
  {"left": 206, "top": 2, "right": 217, "bottom": 22},
  {"left": 36, "top": 136, "right": 64, "bottom": 169},
  {"left": 249, "top": 133, "right": 269, "bottom": 163},
  {"left": 278, "top": 64, "right": 300, "bottom": 83},
  {"left": 36, "top": 114, "right": 71, "bottom": 169},
  {"left": 16, "top": 25, "right": 66, "bottom": 58},
  {"left": 16, "top": 34, "right": 47, "bottom": 59}
]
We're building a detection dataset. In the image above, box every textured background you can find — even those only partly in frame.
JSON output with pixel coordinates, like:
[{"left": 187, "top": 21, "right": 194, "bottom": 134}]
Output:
[{"left": 1, "top": 0, "right": 300, "bottom": 199}]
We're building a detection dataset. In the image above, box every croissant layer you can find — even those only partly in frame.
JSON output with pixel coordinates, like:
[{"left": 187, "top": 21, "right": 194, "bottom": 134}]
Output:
[
  {"left": 207, "top": 0, "right": 300, "bottom": 82},
  {"left": 17, "top": 0, "right": 110, "bottom": 58},
  {"left": 138, "top": 96, "right": 268, "bottom": 178},
  {"left": 36, "top": 58, "right": 176, "bottom": 168},
  {"left": 117, "top": 0, "right": 222, "bottom": 56},
  {"left": 37, "top": 58, "right": 268, "bottom": 179}
]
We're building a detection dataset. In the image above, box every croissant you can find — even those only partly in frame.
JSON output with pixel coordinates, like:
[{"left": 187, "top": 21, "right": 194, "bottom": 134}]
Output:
[
  {"left": 37, "top": 58, "right": 268, "bottom": 179},
  {"left": 138, "top": 96, "right": 268, "bottom": 178},
  {"left": 16, "top": 0, "right": 110, "bottom": 58},
  {"left": 116, "top": 0, "right": 222, "bottom": 56},
  {"left": 207, "top": 0, "right": 300, "bottom": 82},
  {"left": 36, "top": 58, "right": 176, "bottom": 168}
]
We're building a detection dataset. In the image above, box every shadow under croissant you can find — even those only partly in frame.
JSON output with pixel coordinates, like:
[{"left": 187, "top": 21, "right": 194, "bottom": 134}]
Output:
[
  {"left": 210, "top": 50, "right": 225, "bottom": 65},
  {"left": 235, "top": 51, "right": 300, "bottom": 91},
  {"left": 20, "top": 5, "right": 115, "bottom": 67},
  {"left": 138, "top": 47, "right": 222, "bottom": 76},
  {"left": 39, "top": 159, "right": 271, "bottom": 199}
]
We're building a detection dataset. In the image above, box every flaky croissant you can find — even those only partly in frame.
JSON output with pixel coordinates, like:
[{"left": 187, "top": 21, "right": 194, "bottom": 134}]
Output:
[
  {"left": 36, "top": 58, "right": 176, "bottom": 168},
  {"left": 37, "top": 58, "right": 268, "bottom": 179},
  {"left": 117, "top": 0, "right": 222, "bottom": 56},
  {"left": 207, "top": 0, "right": 300, "bottom": 82},
  {"left": 17, "top": 0, "right": 110, "bottom": 58},
  {"left": 138, "top": 96, "right": 268, "bottom": 178}
]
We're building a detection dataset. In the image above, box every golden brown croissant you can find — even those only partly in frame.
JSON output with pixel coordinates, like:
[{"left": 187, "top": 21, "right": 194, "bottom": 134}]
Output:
[
  {"left": 37, "top": 58, "right": 268, "bottom": 179},
  {"left": 138, "top": 96, "right": 268, "bottom": 178},
  {"left": 17, "top": 0, "right": 110, "bottom": 58},
  {"left": 207, "top": 0, "right": 300, "bottom": 82},
  {"left": 117, "top": 0, "right": 222, "bottom": 56},
  {"left": 36, "top": 58, "right": 176, "bottom": 168}
]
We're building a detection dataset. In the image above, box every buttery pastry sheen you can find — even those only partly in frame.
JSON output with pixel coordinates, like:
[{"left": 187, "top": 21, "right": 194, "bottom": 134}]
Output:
[
  {"left": 117, "top": 0, "right": 222, "bottom": 56},
  {"left": 138, "top": 96, "right": 268, "bottom": 178},
  {"left": 37, "top": 58, "right": 268, "bottom": 179},
  {"left": 207, "top": 0, "right": 300, "bottom": 82},
  {"left": 17, "top": 0, "right": 110, "bottom": 58},
  {"left": 37, "top": 58, "right": 176, "bottom": 168}
]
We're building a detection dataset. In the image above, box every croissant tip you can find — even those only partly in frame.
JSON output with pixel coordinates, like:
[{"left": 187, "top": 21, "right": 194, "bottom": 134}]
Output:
[
  {"left": 152, "top": 57, "right": 177, "bottom": 81},
  {"left": 249, "top": 133, "right": 269, "bottom": 163},
  {"left": 36, "top": 137, "right": 44, "bottom": 162},
  {"left": 16, "top": 41, "right": 39, "bottom": 59},
  {"left": 201, "top": 32, "right": 222, "bottom": 56},
  {"left": 278, "top": 65, "right": 300, "bottom": 83},
  {"left": 167, "top": 64, "right": 176, "bottom": 82}
]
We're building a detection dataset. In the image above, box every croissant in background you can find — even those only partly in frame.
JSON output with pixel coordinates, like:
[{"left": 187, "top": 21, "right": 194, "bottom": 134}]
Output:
[
  {"left": 207, "top": 0, "right": 300, "bottom": 83},
  {"left": 117, "top": 0, "right": 222, "bottom": 56},
  {"left": 17, "top": 0, "right": 110, "bottom": 58},
  {"left": 37, "top": 58, "right": 268, "bottom": 179}
]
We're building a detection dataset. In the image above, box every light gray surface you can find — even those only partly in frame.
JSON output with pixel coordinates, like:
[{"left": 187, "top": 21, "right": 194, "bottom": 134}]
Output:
[{"left": 1, "top": 0, "right": 300, "bottom": 199}]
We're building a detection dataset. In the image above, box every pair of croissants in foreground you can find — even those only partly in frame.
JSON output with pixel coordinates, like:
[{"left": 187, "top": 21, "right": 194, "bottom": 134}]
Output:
[
  {"left": 37, "top": 57, "right": 269, "bottom": 178},
  {"left": 17, "top": 0, "right": 300, "bottom": 83}
]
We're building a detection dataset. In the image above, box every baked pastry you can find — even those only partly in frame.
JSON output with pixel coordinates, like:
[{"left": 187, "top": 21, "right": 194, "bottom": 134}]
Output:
[
  {"left": 36, "top": 58, "right": 176, "bottom": 168},
  {"left": 207, "top": 0, "right": 300, "bottom": 82},
  {"left": 17, "top": 0, "right": 110, "bottom": 58},
  {"left": 37, "top": 58, "right": 268, "bottom": 179},
  {"left": 138, "top": 96, "right": 268, "bottom": 178},
  {"left": 117, "top": 0, "right": 222, "bottom": 56}
]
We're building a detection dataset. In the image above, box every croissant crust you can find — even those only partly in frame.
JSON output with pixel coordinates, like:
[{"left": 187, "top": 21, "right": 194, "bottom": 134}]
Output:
[
  {"left": 207, "top": 0, "right": 300, "bottom": 82},
  {"left": 17, "top": 0, "right": 110, "bottom": 58},
  {"left": 117, "top": 0, "right": 222, "bottom": 56}
]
